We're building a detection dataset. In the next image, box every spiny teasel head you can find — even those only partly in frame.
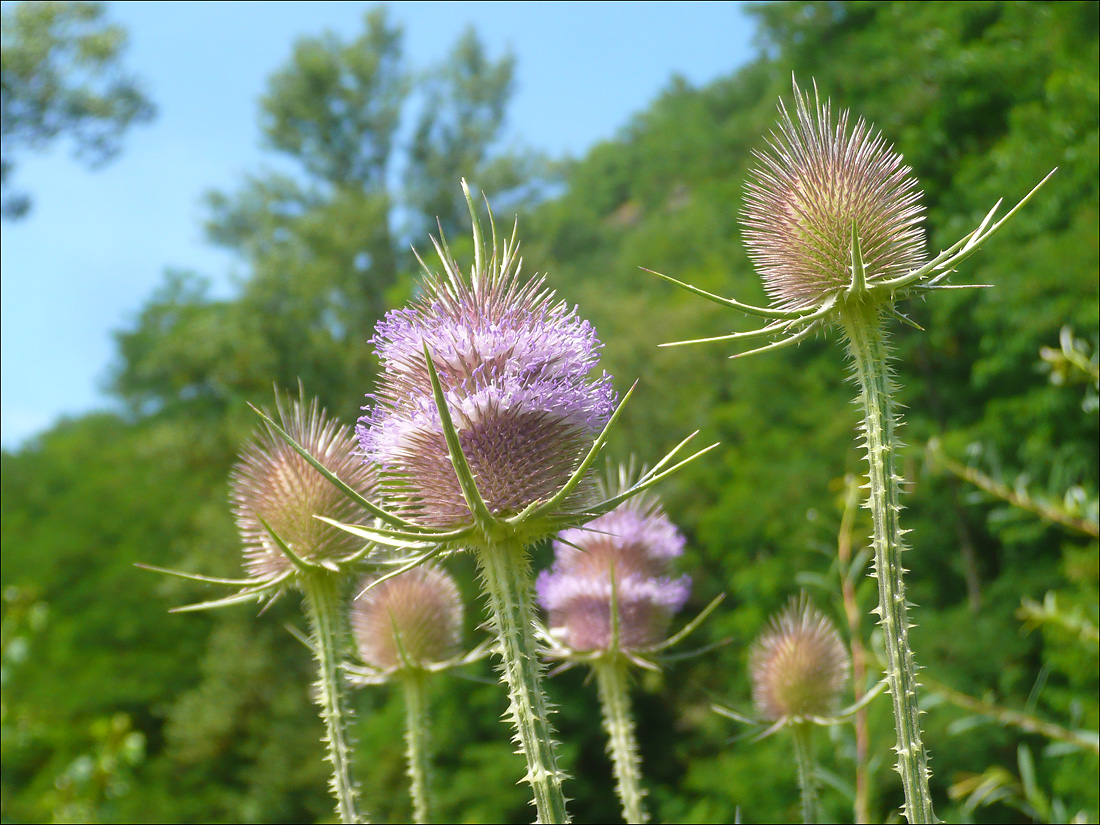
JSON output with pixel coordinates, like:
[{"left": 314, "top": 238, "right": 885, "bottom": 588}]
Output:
[
  {"left": 351, "top": 565, "right": 464, "bottom": 672},
  {"left": 741, "top": 79, "right": 926, "bottom": 312},
  {"left": 358, "top": 190, "right": 616, "bottom": 528},
  {"left": 537, "top": 479, "right": 691, "bottom": 653},
  {"left": 749, "top": 595, "right": 850, "bottom": 721},
  {"left": 230, "top": 395, "right": 376, "bottom": 581}
]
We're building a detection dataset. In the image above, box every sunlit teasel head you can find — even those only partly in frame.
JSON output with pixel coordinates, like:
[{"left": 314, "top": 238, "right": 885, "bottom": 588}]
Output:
[
  {"left": 351, "top": 565, "right": 463, "bottom": 672},
  {"left": 741, "top": 80, "right": 926, "bottom": 312},
  {"left": 231, "top": 395, "right": 376, "bottom": 580},
  {"left": 537, "top": 488, "right": 691, "bottom": 653},
  {"left": 750, "top": 595, "right": 850, "bottom": 721},
  {"left": 358, "top": 197, "right": 616, "bottom": 528}
]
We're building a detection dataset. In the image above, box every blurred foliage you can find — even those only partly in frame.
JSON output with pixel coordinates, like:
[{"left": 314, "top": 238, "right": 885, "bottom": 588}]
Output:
[
  {"left": 2, "top": 1, "right": 1097, "bottom": 822},
  {"left": 0, "top": 1, "right": 154, "bottom": 218}
]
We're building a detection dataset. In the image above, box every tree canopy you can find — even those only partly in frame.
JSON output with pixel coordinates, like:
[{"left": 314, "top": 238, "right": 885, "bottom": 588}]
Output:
[{"left": 0, "top": 1, "right": 154, "bottom": 218}]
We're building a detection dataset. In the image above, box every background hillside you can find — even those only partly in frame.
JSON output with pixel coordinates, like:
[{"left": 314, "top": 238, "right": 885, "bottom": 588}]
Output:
[{"left": 3, "top": 2, "right": 1097, "bottom": 822}]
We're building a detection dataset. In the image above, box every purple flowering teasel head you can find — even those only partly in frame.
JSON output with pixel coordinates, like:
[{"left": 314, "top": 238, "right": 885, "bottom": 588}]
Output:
[
  {"left": 537, "top": 483, "right": 691, "bottom": 654},
  {"left": 741, "top": 80, "right": 926, "bottom": 312},
  {"left": 358, "top": 196, "right": 617, "bottom": 529},
  {"left": 749, "top": 594, "right": 850, "bottom": 721},
  {"left": 231, "top": 394, "right": 377, "bottom": 581}
]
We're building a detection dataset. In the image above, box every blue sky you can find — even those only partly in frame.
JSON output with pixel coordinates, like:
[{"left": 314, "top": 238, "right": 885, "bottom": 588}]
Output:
[{"left": 1, "top": 1, "right": 756, "bottom": 449}]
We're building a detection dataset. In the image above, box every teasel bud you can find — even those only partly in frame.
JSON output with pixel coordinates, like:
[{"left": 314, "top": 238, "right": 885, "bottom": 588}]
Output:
[
  {"left": 230, "top": 395, "right": 376, "bottom": 581},
  {"left": 351, "top": 565, "right": 464, "bottom": 672},
  {"left": 537, "top": 492, "right": 691, "bottom": 653},
  {"left": 750, "top": 595, "right": 850, "bottom": 721},
  {"left": 357, "top": 235, "right": 616, "bottom": 527},
  {"left": 741, "top": 81, "right": 926, "bottom": 312}
]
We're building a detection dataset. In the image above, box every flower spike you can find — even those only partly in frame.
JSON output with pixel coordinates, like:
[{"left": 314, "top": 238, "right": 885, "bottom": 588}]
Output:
[{"left": 653, "top": 78, "right": 1054, "bottom": 824}]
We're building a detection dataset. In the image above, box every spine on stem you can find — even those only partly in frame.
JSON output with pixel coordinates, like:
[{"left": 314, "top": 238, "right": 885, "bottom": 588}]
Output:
[
  {"left": 402, "top": 672, "right": 432, "bottom": 824},
  {"left": 594, "top": 658, "right": 648, "bottom": 824},
  {"left": 841, "top": 301, "right": 935, "bottom": 824},
  {"left": 477, "top": 537, "right": 570, "bottom": 824},
  {"left": 301, "top": 571, "right": 363, "bottom": 824}
]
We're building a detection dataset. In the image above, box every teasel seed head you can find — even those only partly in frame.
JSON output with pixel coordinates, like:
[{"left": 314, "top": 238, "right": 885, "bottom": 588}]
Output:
[
  {"left": 537, "top": 489, "right": 691, "bottom": 653},
  {"left": 741, "top": 80, "right": 926, "bottom": 312},
  {"left": 230, "top": 394, "right": 376, "bottom": 581},
  {"left": 750, "top": 595, "right": 850, "bottom": 721},
  {"left": 358, "top": 205, "right": 616, "bottom": 528},
  {"left": 351, "top": 565, "right": 464, "bottom": 671}
]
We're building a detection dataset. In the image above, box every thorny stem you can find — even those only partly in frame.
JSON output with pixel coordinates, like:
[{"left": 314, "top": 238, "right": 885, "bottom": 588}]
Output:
[
  {"left": 792, "top": 723, "right": 819, "bottom": 824},
  {"left": 838, "top": 475, "right": 872, "bottom": 824},
  {"left": 594, "top": 658, "right": 648, "bottom": 824},
  {"left": 402, "top": 672, "right": 433, "bottom": 824},
  {"left": 840, "top": 300, "right": 935, "bottom": 824},
  {"left": 300, "top": 571, "right": 363, "bottom": 824},
  {"left": 477, "top": 536, "right": 570, "bottom": 824}
]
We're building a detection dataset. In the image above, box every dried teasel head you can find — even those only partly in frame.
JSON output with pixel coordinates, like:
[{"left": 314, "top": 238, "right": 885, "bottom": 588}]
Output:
[
  {"left": 351, "top": 565, "right": 464, "bottom": 671},
  {"left": 741, "top": 80, "right": 926, "bottom": 312},
  {"left": 750, "top": 594, "right": 850, "bottom": 721},
  {"left": 230, "top": 394, "right": 376, "bottom": 581}
]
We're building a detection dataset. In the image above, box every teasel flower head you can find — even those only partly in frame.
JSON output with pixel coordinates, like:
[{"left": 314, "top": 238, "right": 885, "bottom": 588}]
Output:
[
  {"left": 351, "top": 565, "right": 464, "bottom": 673},
  {"left": 231, "top": 394, "right": 377, "bottom": 582},
  {"left": 358, "top": 192, "right": 616, "bottom": 530},
  {"left": 537, "top": 479, "right": 691, "bottom": 654},
  {"left": 749, "top": 595, "right": 850, "bottom": 721},
  {"left": 741, "top": 79, "right": 926, "bottom": 313}
]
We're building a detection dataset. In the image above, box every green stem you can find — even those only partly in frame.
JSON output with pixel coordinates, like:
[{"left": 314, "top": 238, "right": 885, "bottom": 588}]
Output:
[
  {"left": 839, "top": 475, "right": 872, "bottom": 824},
  {"left": 476, "top": 537, "right": 570, "bottom": 824},
  {"left": 402, "top": 672, "right": 433, "bottom": 824},
  {"left": 792, "top": 723, "right": 818, "bottom": 824},
  {"left": 594, "top": 658, "right": 648, "bottom": 824},
  {"left": 841, "top": 301, "right": 935, "bottom": 824},
  {"left": 301, "top": 571, "right": 363, "bottom": 824}
]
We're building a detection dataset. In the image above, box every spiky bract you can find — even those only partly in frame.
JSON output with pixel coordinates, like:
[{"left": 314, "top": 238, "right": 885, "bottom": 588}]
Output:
[
  {"left": 359, "top": 233, "right": 616, "bottom": 528},
  {"left": 230, "top": 396, "right": 376, "bottom": 581},
  {"left": 750, "top": 595, "right": 850, "bottom": 721},
  {"left": 537, "top": 491, "right": 690, "bottom": 652},
  {"left": 352, "top": 565, "right": 464, "bottom": 671},
  {"left": 741, "top": 82, "right": 926, "bottom": 311}
]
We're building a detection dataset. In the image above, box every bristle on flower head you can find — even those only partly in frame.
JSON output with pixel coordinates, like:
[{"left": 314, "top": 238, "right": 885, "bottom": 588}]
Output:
[
  {"left": 749, "top": 594, "right": 850, "bottom": 720},
  {"left": 230, "top": 395, "right": 376, "bottom": 580},
  {"left": 359, "top": 199, "right": 616, "bottom": 527},
  {"left": 741, "top": 79, "right": 926, "bottom": 311},
  {"left": 537, "top": 483, "right": 690, "bottom": 653},
  {"left": 351, "top": 565, "right": 463, "bottom": 671}
]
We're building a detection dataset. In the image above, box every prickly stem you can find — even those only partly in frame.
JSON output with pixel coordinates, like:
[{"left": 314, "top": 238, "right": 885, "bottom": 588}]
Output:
[
  {"left": 477, "top": 537, "right": 570, "bottom": 823},
  {"left": 402, "top": 672, "right": 433, "bottom": 824},
  {"left": 301, "top": 571, "right": 364, "bottom": 824},
  {"left": 792, "top": 723, "right": 819, "bottom": 824},
  {"left": 594, "top": 658, "right": 649, "bottom": 824},
  {"left": 840, "top": 300, "right": 935, "bottom": 824}
]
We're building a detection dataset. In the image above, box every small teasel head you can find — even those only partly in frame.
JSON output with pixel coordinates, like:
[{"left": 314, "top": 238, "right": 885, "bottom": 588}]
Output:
[
  {"left": 741, "top": 79, "right": 926, "bottom": 312},
  {"left": 231, "top": 394, "right": 376, "bottom": 581},
  {"left": 537, "top": 484, "right": 691, "bottom": 653},
  {"left": 749, "top": 594, "right": 850, "bottom": 721},
  {"left": 359, "top": 188, "right": 616, "bottom": 528},
  {"left": 351, "top": 565, "right": 464, "bottom": 672}
]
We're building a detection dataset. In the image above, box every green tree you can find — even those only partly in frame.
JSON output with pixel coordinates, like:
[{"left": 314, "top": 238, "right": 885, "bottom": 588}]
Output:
[{"left": 0, "top": 1, "right": 154, "bottom": 218}]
